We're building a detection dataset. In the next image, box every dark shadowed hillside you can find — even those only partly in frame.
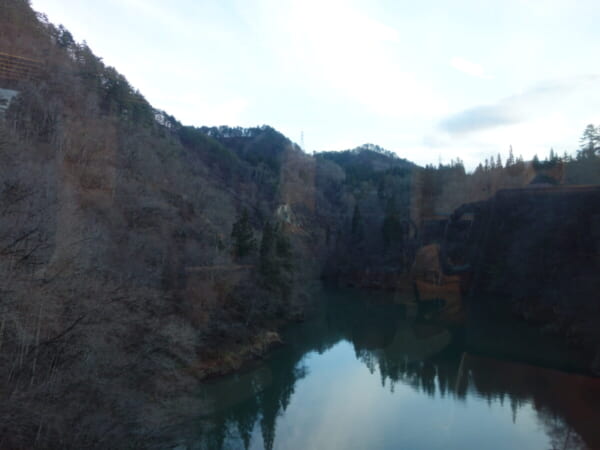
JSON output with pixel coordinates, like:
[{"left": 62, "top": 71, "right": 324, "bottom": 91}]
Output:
[
  {"left": 0, "top": 2, "right": 428, "bottom": 446},
  {"left": 0, "top": 1, "right": 334, "bottom": 446}
]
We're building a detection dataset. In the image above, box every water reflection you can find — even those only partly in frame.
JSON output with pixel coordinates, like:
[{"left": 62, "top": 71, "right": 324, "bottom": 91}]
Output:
[{"left": 166, "top": 288, "right": 599, "bottom": 450}]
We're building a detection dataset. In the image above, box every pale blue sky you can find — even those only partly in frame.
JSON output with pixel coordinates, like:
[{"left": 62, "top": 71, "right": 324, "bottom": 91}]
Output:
[{"left": 31, "top": 0, "right": 600, "bottom": 168}]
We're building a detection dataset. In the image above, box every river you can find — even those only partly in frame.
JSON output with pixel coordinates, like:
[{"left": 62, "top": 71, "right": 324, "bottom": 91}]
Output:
[{"left": 167, "top": 287, "right": 600, "bottom": 450}]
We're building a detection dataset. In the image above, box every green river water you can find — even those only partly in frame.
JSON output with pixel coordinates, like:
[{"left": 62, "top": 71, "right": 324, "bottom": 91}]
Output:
[{"left": 166, "top": 287, "right": 600, "bottom": 450}]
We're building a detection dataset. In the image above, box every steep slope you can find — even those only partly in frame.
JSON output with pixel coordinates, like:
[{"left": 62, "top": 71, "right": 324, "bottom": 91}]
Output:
[{"left": 0, "top": 1, "right": 334, "bottom": 446}]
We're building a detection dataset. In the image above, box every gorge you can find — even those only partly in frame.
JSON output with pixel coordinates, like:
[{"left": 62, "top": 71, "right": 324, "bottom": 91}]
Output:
[{"left": 1, "top": 1, "right": 600, "bottom": 448}]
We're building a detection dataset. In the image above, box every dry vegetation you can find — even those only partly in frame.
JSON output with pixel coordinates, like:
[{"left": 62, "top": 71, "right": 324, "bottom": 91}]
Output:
[{"left": 1, "top": 1, "right": 599, "bottom": 447}]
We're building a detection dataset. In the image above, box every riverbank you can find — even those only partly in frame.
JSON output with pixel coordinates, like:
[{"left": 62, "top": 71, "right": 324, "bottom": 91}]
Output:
[{"left": 190, "top": 330, "right": 284, "bottom": 381}]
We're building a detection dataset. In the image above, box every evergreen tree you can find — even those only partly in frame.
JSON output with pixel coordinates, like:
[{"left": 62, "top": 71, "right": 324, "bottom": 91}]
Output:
[
  {"left": 577, "top": 124, "right": 599, "bottom": 160},
  {"left": 351, "top": 204, "right": 364, "bottom": 240},
  {"left": 259, "top": 221, "right": 276, "bottom": 276},
  {"left": 382, "top": 215, "right": 403, "bottom": 247},
  {"left": 231, "top": 209, "right": 256, "bottom": 259},
  {"left": 259, "top": 221, "right": 293, "bottom": 297},
  {"left": 276, "top": 232, "right": 293, "bottom": 272},
  {"left": 382, "top": 196, "right": 403, "bottom": 247},
  {"left": 506, "top": 145, "right": 515, "bottom": 167},
  {"left": 57, "top": 24, "right": 74, "bottom": 48},
  {"left": 377, "top": 178, "right": 386, "bottom": 200}
]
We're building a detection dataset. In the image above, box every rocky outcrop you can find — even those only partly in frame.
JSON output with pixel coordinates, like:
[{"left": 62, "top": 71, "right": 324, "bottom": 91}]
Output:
[{"left": 461, "top": 185, "right": 600, "bottom": 369}]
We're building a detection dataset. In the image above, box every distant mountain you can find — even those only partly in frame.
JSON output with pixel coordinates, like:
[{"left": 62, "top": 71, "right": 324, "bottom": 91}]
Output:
[{"left": 318, "top": 143, "right": 417, "bottom": 173}]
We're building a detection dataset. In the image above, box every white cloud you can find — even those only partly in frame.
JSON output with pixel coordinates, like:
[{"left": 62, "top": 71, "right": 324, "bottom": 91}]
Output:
[
  {"left": 426, "top": 108, "right": 596, "bottom": 170},
  {"left": 31, "top": 0, "right": 600, "bottom": 169},
  {"left": 429, "top": 75, "right": 600, "bottom": 170},
  {"left": 152, "top": 93, "right": 249, "bottom": 126},
  {"left": 439, "top": 75, "right": 600, "bottom": 136},
  {"left": 270, "top": 0, "right": 448, "bottom": 118},
  {"left": 451, "top": 57, "right": 491, "bottom": 79},
  {"left": 110, "top": 0, "right": 182, "bottom": 30}
]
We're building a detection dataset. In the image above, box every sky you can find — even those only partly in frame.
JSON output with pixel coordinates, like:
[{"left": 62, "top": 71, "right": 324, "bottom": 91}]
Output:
[{"left": 30, "top": 0, "right": 600, "bottom": 169}]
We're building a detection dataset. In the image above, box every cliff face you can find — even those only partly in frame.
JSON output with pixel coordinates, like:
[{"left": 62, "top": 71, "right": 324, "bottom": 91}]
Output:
[{"left": 465, "top": 186, "right": 600, "bottom": 358}]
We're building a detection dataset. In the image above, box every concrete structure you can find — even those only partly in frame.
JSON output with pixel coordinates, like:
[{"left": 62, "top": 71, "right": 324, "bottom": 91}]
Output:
[{"left": 0, "top": 87, "right": 18, "bottom": 119}]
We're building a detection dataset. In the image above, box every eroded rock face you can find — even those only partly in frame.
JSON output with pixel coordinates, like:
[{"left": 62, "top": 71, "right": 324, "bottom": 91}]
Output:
[
  {"left": 464, "top": 186, "right": 600, "bottom": 363},
  {"left": 411, "top": 244, "right": 442, "bottom": 281}
]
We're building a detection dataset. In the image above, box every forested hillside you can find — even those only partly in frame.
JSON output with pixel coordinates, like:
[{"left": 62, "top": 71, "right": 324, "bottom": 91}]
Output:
[
  {"left": 0, "top": 1, "right": 419, "bottom": 445},
  {"left": 0, "top": 1, "right": 330, "bottom": 445},
  {"left": 1, "top": 0, "right": 600, "bottom": 447}
]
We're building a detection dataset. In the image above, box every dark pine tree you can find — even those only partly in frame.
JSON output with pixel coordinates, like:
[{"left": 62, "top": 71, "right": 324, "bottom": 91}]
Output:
[{"left": 231, "top": 209, "right": 256, "bottom": 259}]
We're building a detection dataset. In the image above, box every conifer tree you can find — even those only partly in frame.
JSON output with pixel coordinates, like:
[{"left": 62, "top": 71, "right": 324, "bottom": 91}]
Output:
[
  {"left": 577, "top": 124, "right": 599, "bottom": 160},
  {"left": 382, "top": 197, "right": 403, "bottom": 247},
  {"left": 506, "top": 146, "right": 515, "bottom": 167},
  {"left": 351, "top": 204, "right": 364, "bottom": 240},
  {"left": 259, "top": 221, "right": 293, "bottom": 300},
  {"left": 231, "top": 209, "right": 256, "bottom": 259}
]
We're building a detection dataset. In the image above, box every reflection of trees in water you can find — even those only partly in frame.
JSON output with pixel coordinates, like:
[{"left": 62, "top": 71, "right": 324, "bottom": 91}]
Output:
[
  {"left": 367, "top": 347, "right": 594, "bottom": 449},
  {"left": 465, "top": 354, "right": 599, "bottom": 450},
  {"left": 190, "top": 290, "right": 592, "bottom": 450},
  {"left": 367, "top": 354, "right": 454, "bottom": 399},
  {"left": 192, "top": 361, "right": 307, "bottom": 450},
  {"left": 357, "top": 323, "right": 461, "bottom": 399},
  {"left": 190, "top": 297, "right": 336, "bottom": 450},
  {"left": 539, "top": 409, "right": 587, "bottom": 450}
]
